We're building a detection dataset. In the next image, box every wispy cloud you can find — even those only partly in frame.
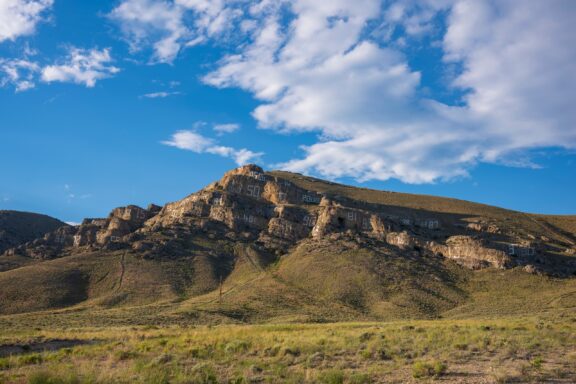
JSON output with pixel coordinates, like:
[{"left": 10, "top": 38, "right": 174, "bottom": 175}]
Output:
[
  {"left": 162, "top": 129, "right": 262, "bottom": 165},
  {"left": 0, "top": 58, "right": 39, "bottom": 92},
  {"left": 139, "top": 91, "right": 181, "bottom": 99},
  {"left": 64, "top": 184, "right": 92, "bottom": 203},
  {"left": 213, "top": 123, "right": 240, "bottom": 135},
  {"left": 109, "top": 0, "right": 243, "bottom": 63}
]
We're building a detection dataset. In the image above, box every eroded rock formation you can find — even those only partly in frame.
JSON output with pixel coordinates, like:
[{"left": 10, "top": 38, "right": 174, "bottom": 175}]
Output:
[{"left": 4, "top": 164, "right": 570, "bottom": 275}]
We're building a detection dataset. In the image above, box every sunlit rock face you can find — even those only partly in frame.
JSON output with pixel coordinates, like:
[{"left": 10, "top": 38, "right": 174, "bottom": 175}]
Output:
[
  {"left": 426, "top": 236, "right": 512, "bottom": 269},
  {"left": 4, "top": 164, "right": 571, "bottom": 276}
]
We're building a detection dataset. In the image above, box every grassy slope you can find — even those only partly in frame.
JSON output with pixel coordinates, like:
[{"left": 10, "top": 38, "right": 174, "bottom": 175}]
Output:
[
  {"left": 0, "top": 211, "right": 66, "bottom": 254},
  {"left": 0, "top": 246, "right": 223, "bottom": 315},
  {"left": 0, "top": 231, "right": 575, "bottom": 325},
  {"left": 0, "top": 171, "right": 575, "bottom": 325}
]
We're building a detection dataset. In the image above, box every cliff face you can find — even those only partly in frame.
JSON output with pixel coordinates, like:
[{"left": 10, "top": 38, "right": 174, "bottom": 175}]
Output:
[{"left": 3, "top": 165, "right": 575, "bottom": 276}]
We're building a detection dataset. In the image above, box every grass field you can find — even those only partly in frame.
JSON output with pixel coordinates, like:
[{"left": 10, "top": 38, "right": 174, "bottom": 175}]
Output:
[
  {"left": 1, "top": 248, "right": 575, "bottom": 383},
  {"left": 0, "top": 314, "right": 575, "bottom": 384}
]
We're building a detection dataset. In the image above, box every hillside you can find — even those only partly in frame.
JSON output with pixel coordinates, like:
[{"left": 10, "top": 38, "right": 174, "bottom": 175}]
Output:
[
  {"left": 0, "top": 211, "right": 67, "bottom": 271},
  {"left": 0, "top": 165, "right": 575, "bottom": 324},
  {"left": 0, "top": 211, "right": 66, "bottom": 253}
]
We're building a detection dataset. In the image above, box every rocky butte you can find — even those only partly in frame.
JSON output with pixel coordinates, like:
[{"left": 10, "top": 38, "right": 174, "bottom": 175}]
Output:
[{"left": 4, "top": 164, "right": 575, "bottom": 276}]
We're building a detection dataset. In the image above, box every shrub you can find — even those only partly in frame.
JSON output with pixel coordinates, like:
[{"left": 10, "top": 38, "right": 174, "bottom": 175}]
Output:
[
  {"left": 0, "top": 357, "right": 11, "bottom": 370},
  {"left": 112, "top": 350, "right": 138, "bottom": 361},
  {"left": 375, "top": 348, "right": 391, "bottom": 360},
  {"left": 229, "top": 376, "right": 247, "bottom": 384},
  {"left": 412, "top": 361, "right": 447, "bottom": 379},
  {"left": 263, "top": 344, "right": 281, "bottom": 357},
  {"left": 27, "top": 371, "right": 82, "bottom": 384},
  {"left": 189, "top": 363, "right": 218, "bottom": 384},
  {"left": 359, "top": 349, "right": 372, "bottom": 359},
  {"left": 433, "top": 361, "right": 448, "bottom": 376},
  {"left": 142, "top": 367, "right": 170, "bottom": 384},
  {"left": 19, "top": 353, "right": 43, "bottom": 366},
  {"left": 282, "top": 347, "right": 301, "bottom": 357},
  {"left": 188, "top": 345, "right": 213, "bottom": 359},
  {"left": 453, "top": 343, "right": 468, "bottom": 351},
  {"left": 359, "top": 332, "right": 374, "bottom": 342},
  {"left": 151, "top": 353, "right": 173, "bottom": 365},
  {"left": 223, "top": 340, "right": 250, "bottom": 354},
  {"left": 349, "top": 373, "right": 371, "bottom": 384},
  {"left": 530, "top": 357, "right": 543, "bottom": 370},
  {"left": 318, "top": 369, "right": 345, "bottom": 384}
]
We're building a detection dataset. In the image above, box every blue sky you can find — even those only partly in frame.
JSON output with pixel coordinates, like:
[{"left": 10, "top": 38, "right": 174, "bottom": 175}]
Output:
[{"left": 0, "top": 0, "right": 575, "bottom": 223}]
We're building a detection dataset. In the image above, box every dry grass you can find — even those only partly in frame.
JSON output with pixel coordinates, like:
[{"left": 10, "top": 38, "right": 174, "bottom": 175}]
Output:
[{"left": 0, "top": 315, "right": 575, "bottom": 383}]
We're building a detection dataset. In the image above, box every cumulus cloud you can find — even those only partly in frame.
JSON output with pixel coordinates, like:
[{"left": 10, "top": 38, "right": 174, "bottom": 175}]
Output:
[
  {"left": 115, "top": 0, "right": 576, "bottom": 183},
  {"left": 162, "top": 130, "right": 262, "bottom": 165},
  {"left": 0, "top": 0, "right": 53, "bottom": 43},
  {"left": 443, "top": 0, "right": 576, "bottom": 156},
  {"left": 203, "top": 0, "right": 576, "bottom": 183},
  {"left": 41, "top": 47, "right": 120, "bottom": 87}
]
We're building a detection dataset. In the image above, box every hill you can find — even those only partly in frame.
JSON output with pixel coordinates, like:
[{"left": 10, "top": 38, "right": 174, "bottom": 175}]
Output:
[
  {"left": 0, "top": 164, "right": 575, "bottom": 324},
  {"left": 0, "top": 211, "right": 67, "bottom": 271}
]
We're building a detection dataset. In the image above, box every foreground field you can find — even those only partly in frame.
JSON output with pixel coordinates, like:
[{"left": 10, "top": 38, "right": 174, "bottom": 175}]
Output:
[{"left": 1, "top": 314, "right": 575, "bottom": 384}]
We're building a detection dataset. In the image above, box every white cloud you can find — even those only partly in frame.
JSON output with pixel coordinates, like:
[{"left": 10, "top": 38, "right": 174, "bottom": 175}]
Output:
[
  {"left": 0, "top": 58, "right": 40, "bottom": 91},
  {"left": 200, "top": 0, "right": 576, "bottom": 183},
  {"left": 443, "top": 0, "right": 576, "bottom": 157},
  {"left": 140, "top": 91, "right": 181, "bottom": 98},
  {"left": 0, "top": 0, "right": 53, "bottom": 43},
  {"left": 114, "top": 0, "right": 576, "bottom": 183},
  {"left": 109, "top": 0, "right": 188, "bottom": 63},
  {"left": 162, "top": 129, "right": 262, "bottom": 165},
  {"left": 163, "top": 130, "right": 214, "bottom": 152},
  {"left": 41, "top": 47, "right": 120, "bottom": 87},
  {"left": 213, "top": 123, "right": 240, "bottom": 134},
  {"left": 109, "top": 0, "right": 243, "bottom": 63},
  {"left": 1, "top": 47, "right": 119, "bottom": 92}
]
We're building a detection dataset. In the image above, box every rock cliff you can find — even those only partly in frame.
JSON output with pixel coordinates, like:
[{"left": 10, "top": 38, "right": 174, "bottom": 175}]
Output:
[{"left": 3, "top": 165, "right": 575, "bottom": 276}]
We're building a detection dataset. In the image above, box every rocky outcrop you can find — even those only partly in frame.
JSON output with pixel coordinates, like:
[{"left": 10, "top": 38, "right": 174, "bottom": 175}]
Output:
[
  {"left": 3, "top": 164, "right": 566, "bottom": 275},
  {"left": 427, "top": 236, "right": 512, "bottom": 269},
  {"left": 466, "top": 221, "right": 501, "bottom": 234},
  {"left": 386, "top": 231, "right": 414, "bottom": 250},
  {"left": 5, "top": 204, "right": 161, "bottom": 259}
]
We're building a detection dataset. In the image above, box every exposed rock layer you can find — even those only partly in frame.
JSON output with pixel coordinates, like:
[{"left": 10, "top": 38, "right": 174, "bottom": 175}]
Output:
[{"left": 3, "top": 165, "right": 575, "bottom": 276}]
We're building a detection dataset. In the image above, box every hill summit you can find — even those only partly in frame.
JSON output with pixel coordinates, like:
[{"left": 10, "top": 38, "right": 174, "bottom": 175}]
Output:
[
  {"left": 0, "top": 211, "right": 66, "bottom": 255},
  {"left": 0, "top": 165, "right": 575, "bottom": 321}
]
